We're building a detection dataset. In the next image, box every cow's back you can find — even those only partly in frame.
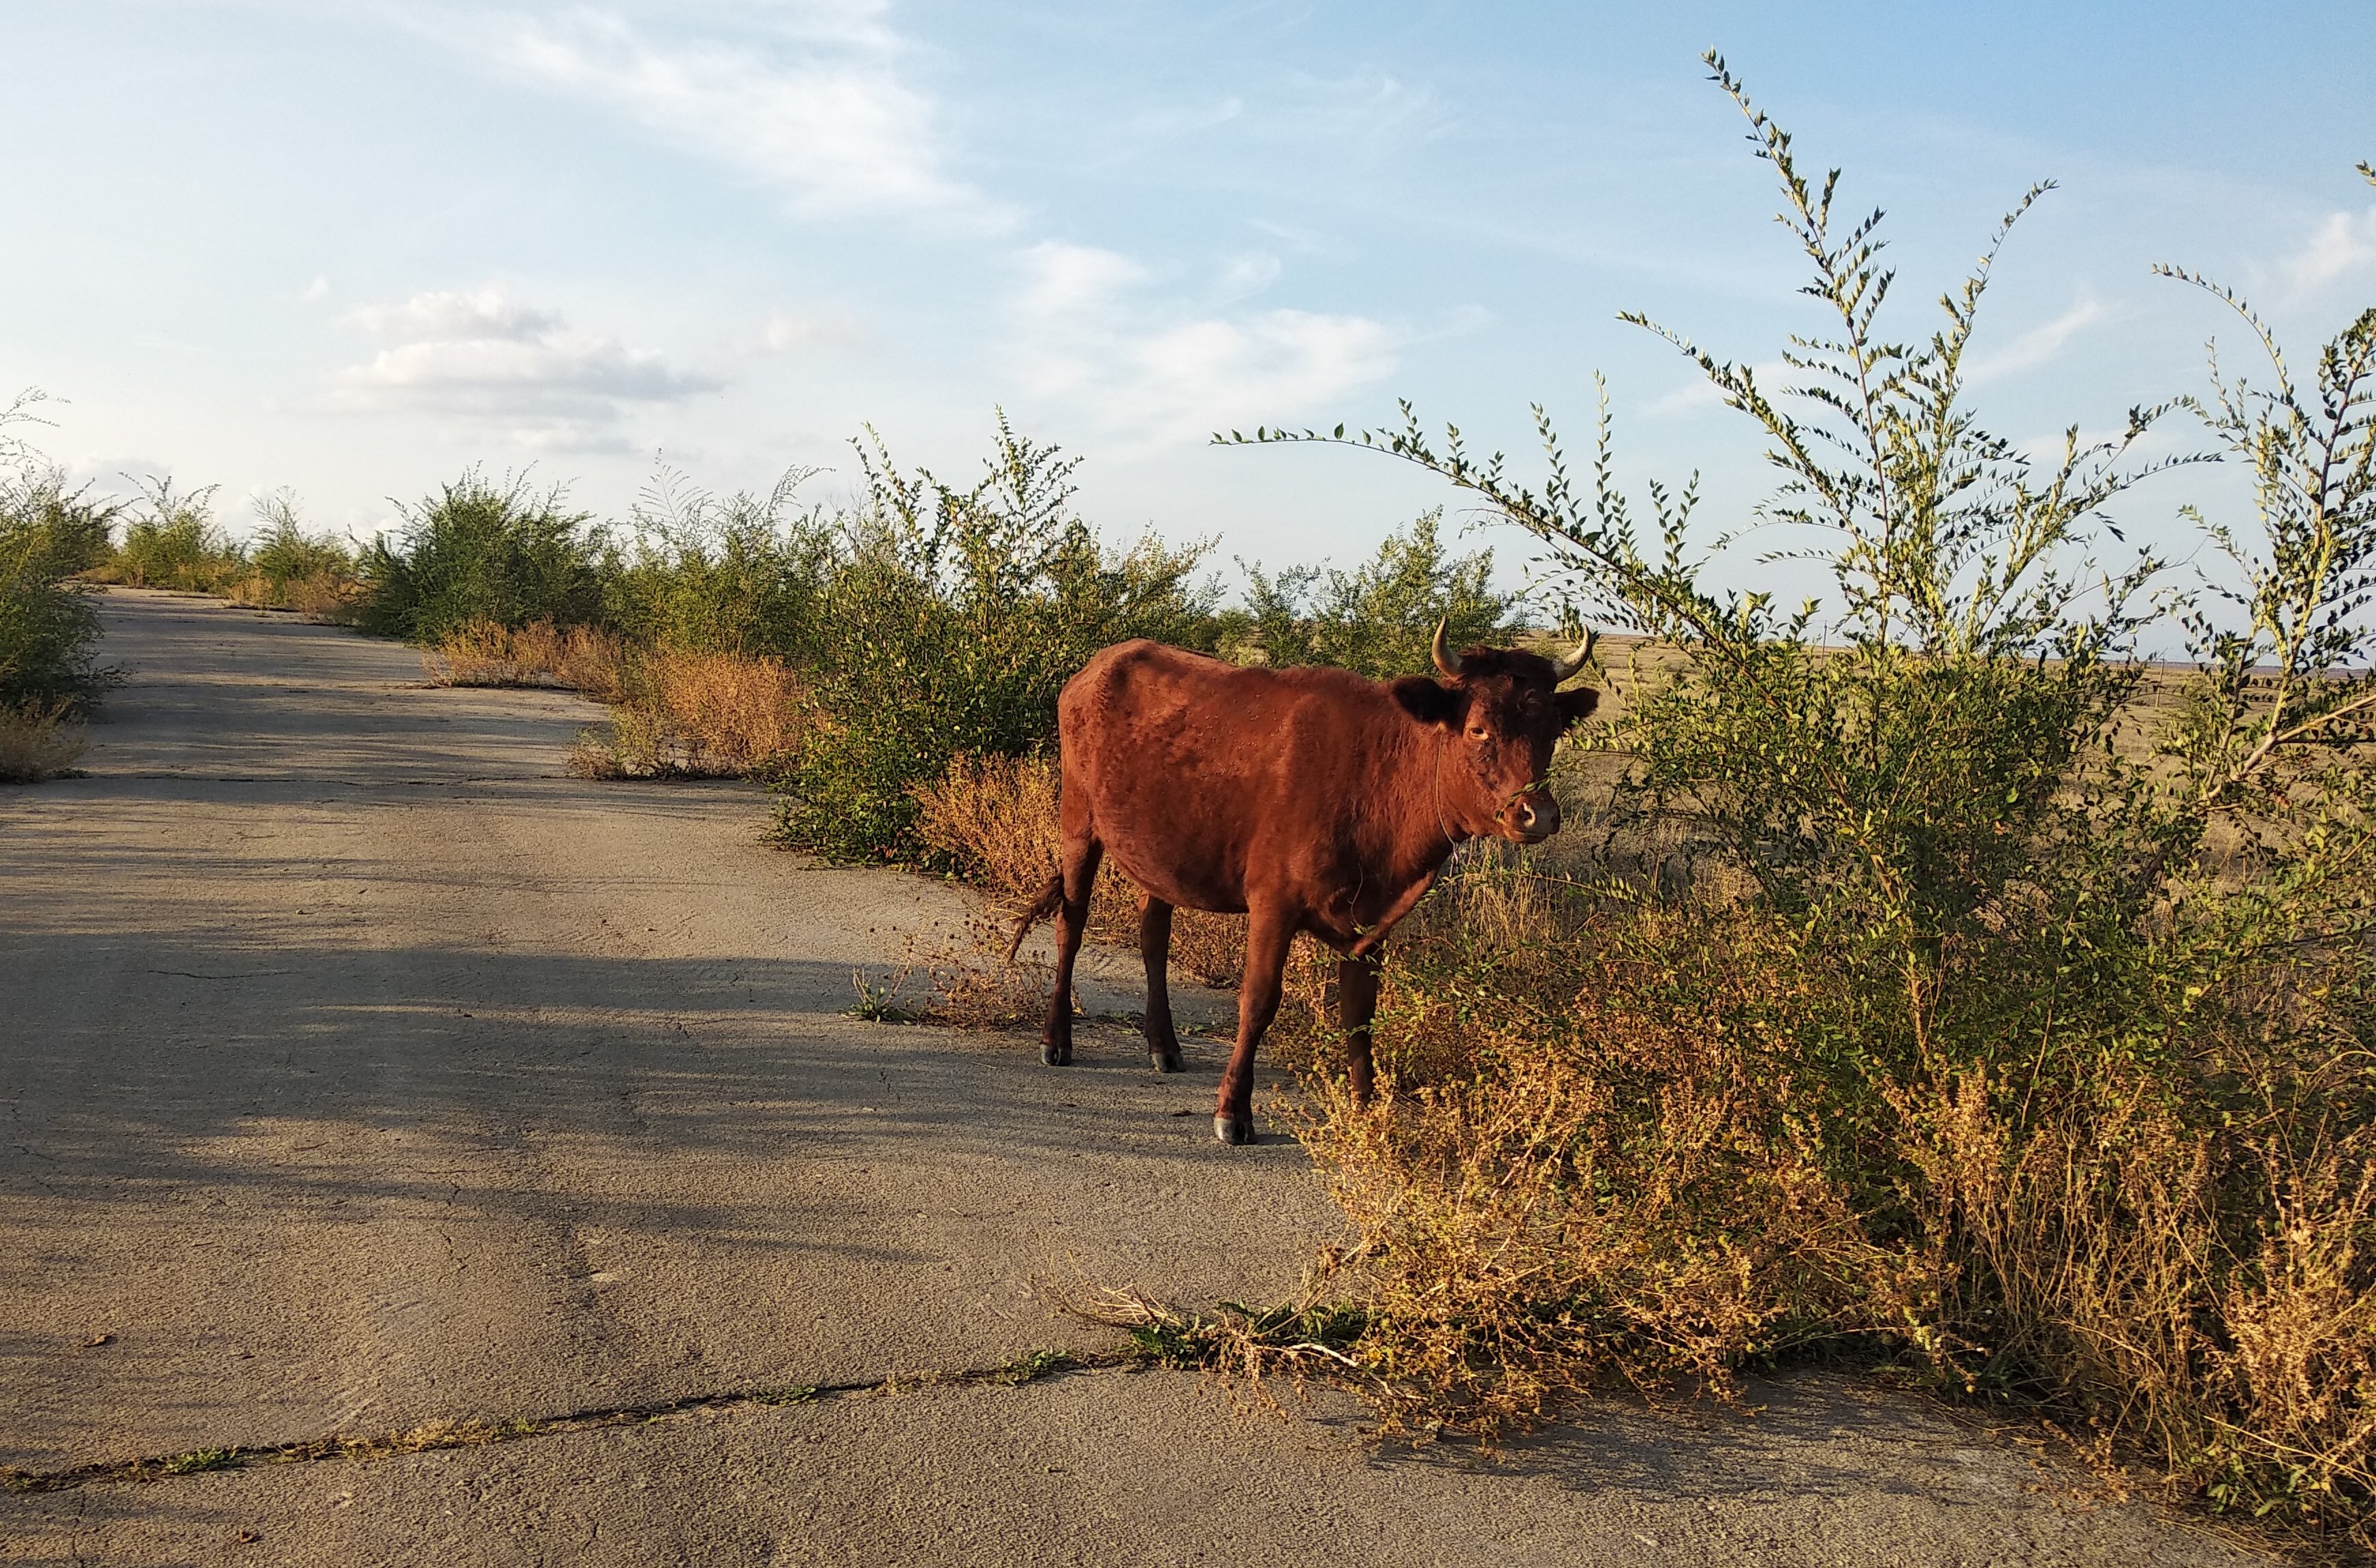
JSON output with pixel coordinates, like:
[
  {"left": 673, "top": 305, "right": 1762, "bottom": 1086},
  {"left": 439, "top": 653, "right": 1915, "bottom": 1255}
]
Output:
[{"left": 1058, "top": 640, "right": 1388, "bottom": 915}]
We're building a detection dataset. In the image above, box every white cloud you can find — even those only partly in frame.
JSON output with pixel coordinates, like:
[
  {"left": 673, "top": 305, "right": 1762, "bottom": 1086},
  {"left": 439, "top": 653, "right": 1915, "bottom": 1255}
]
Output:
[
  {"left": 1967, "top": 298, "right": 2106, "bottom": 382},
  {"left": 1213, "top": 251, "right": 1283, "bottom": 304},
  {"left": 300, "top": 275, "right": 330, "bottom": 304},
  {"left": 1271, "top": 68, "right": 1447, "bottom": 147},
  {"left": 63, "top": 454, "right": 175, "bottom": 501},
  {"left": 2289, "top": 206, "right": 2376, "bottom": 294},
  {"left": 1010, "top": 241, "right": 1398, "bottom": 448},
  {"left": 1646, "top": 298, "right": 2106, "bottom": 417},
  {"left": 1646, "top": 358, "right": 1788, "bottom": 418},
  {"left": 473, "top": 8, "right": 1008, "bottom": 227},
  {"left": 328, "top": 285, "right": 719, "bottom": 452},
  {"left": 750, "top": 307, "right": 868, "bottom": 355}
]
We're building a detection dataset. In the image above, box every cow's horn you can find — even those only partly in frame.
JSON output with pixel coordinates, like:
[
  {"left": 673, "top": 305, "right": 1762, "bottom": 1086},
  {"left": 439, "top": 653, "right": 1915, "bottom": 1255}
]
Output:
[
  {"left": 1430, "top": 616, "right": 1465, "bottom": 679},
  {"left": 1546, "top": 629, "right": 1597, "bottom": 683}
]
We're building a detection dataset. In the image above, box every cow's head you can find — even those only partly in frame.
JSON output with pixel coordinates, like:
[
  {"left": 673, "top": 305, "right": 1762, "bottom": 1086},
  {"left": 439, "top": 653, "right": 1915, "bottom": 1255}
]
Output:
[{"left": 1391, "top": 618, "right": 1599, "bottom": 845}]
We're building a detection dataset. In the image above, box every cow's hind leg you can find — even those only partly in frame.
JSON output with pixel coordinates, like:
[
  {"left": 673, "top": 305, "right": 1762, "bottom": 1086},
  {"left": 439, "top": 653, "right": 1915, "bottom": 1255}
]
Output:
[
  {"left": 1139, "top": 895, "right": 1185, "bottom": 1073},
  {"left": 1215, "top": 903, "right": 1294, "bottom": 1145},
  {"left": 1339, "top": 950, "right": 1381, "bottom": 1106},
  {"left": 1040, "top": 826, "right": 1102, "bottom": 1068}
]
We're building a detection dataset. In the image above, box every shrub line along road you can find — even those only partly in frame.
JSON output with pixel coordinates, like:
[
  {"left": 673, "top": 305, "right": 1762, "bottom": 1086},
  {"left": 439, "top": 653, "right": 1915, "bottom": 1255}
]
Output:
[{"left": 0, "top": 589, "right": 2265, "bottom": 1566}]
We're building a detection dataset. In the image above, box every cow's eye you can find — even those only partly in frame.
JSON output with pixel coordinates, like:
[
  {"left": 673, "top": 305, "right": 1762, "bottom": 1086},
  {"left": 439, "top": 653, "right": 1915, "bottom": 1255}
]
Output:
[{"left": 1465, "top": 725, "right": 1490, "bottom": 742}]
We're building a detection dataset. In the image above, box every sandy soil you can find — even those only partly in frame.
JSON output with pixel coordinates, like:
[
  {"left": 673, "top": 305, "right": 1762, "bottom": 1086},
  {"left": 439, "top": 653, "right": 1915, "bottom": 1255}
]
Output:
[{"left": 0, "top": 589, "right": 2272, "bottom": 1565}]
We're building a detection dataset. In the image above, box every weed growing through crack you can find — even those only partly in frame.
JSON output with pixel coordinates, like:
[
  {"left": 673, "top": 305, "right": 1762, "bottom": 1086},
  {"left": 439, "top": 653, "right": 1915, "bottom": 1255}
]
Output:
[
  {"left": 990, "top": 1349, "right": 1076, "bottom": 1386},
  {"left": 912, "top": 751, "right": 1243, "bottom": 986},
  {"left": 847, "top": 967, "right": 925, "bottom": 1023}
]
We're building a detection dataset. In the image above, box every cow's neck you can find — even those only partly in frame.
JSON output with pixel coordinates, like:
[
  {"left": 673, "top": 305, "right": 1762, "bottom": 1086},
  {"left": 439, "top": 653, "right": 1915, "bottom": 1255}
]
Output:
[{"left": 1401, "top": 719, "right": 1481, "bottom": 877}]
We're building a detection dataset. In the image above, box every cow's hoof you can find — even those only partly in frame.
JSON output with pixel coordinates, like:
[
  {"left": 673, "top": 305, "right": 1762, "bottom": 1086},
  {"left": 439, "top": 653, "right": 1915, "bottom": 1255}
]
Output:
[
  {"left": 1040, "top": 1040, "right": 1072, "bottom": 1067},
  {"left": 1214, "top": 1114, "right": 1255, "bottom": 1146},
  {"left": 1150, "top": 1050, "right": 1185, "bottom": 1074}
]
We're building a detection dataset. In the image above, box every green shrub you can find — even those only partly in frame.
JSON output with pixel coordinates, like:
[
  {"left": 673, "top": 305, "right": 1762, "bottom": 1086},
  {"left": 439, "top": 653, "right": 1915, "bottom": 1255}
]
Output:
[
  {"left": 0, "top": 455, "right": 121, "bottom": 713},
  {"left": 1241, "top": 59, "right": 2376, "bottom": 1549},
  {"left": 245, "top": 489, "right": 356, "bottom": 593},
  {"left": 602, "top": 465, "right": 837, "bottom": 659},
  {"left": 360, "top": 470, "right": 603, "bottom": 642},
  {"left": 774, "top": 414, "right": 1219, "bottom": 860},
  {"left": 1227, "top": 507, "right": 1516, "bottom": 678},
  {"left": 109, "top": 477, "right": 247, "bottom": 592}
]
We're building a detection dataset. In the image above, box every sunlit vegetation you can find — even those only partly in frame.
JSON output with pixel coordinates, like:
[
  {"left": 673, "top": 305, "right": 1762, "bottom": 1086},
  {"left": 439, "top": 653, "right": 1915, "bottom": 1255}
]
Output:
[{"left": 1225, "top": 59, "right": 2376, "bottom": 1554}]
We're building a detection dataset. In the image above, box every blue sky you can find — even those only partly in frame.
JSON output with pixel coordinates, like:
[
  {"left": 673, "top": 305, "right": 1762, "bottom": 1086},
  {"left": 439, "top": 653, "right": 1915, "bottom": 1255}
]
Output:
[{"left": 3, "top": 0, "right": 2371, "bottom": 603}]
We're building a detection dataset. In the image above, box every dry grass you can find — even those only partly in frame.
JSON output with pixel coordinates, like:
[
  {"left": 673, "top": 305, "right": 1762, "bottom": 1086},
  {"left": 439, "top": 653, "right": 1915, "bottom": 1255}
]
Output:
[
  {"left": 426, "top": 619, "right": 625, "bottom": 695},
  {"left": 422, "top": 622, "right": 805, "bottom": 782},
  {"left": 225, "top": 568, "right": 363, "bottom": 622},
  {"left": 911, "top": 751, "right": 1242, "bottom": 986},
  {"left": 1918, "top": 1084, "right": 2376, "bottom": 1537},
  {"left": 0, "top": 701, "right": 86, "bottom": 783},
  {"left": 922, "top": 911, "right": 1066, "bottom": 1029},
  {"left": 1280, "top": 913, "right": 1889, "bottom": 1438},
  {"left": 573, "top": 646, "right": 811, "bottom": 780},
  {"left": 845, "top": 913, "right": 1067, "bottom": 1031},
  {"left": 1251, "top": 882, "right": 2376, "bottom": 1554}
]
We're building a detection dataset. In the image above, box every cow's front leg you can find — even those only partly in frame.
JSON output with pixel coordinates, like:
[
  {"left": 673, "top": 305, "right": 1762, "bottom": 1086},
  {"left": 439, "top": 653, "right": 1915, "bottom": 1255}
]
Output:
[
  {"left": 1215, "top": 903, "right": 1294, "bottom": 1145},
  {"left": 1338, "top": 950, "right": 1381, "bottom": 1106}
]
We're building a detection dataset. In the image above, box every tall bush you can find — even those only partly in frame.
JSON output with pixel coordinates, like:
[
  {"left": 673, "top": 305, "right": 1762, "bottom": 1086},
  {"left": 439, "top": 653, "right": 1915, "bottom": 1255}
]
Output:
[
  {"left": 603, "top": 465, "right": 837, "bottom": 659},
  {"left": 775, "top": 413, "right": 1219, "bottom": 860},
  {"left": 0, "top": 394, "right": 120, "bottom": 715},
  {"left": 109, "top": 477, "right": 247, "bottom": 592},
  {"left": 360, "top": 470, "right": 603, "bottom": 642},
  {"left": 0, "top": 472, "right": 119, "bottom": 712},
  {"left": 1230, "top": 507, "right": 1516, "bottom": 678},
  {"left": 1239, "top": 60, "right": 2376, "bottom": 1545},
  {"left": 242, "top": 488, "right": 360, "bottom": 611}
]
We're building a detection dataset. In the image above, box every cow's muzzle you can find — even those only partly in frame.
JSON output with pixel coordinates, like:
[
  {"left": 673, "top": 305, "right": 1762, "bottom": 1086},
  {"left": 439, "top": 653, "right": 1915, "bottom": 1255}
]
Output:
[{"left": 1502, "top": 791, "right": 1562, "bottom": 844}]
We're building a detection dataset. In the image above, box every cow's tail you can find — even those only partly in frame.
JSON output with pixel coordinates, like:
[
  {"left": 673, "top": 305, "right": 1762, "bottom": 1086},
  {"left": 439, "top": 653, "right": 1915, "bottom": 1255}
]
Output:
[{"left": 1005, "top": 873, "right": 1065, "bottom": 965}]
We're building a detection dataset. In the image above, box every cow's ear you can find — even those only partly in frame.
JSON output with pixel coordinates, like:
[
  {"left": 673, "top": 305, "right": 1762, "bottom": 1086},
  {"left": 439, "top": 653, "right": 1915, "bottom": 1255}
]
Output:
[
  {"left": 1390, "top": 676, "right": 1463, "bottom": 727},
  {"left": 1556, "top": 685, "right": 1600, "bottom": 727}
]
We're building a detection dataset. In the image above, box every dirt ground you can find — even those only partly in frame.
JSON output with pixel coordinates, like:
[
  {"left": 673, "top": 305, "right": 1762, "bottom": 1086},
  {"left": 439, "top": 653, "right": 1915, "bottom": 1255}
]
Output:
[{"left": 0, "top": 589, "right": 2273, "bottom": 1565}]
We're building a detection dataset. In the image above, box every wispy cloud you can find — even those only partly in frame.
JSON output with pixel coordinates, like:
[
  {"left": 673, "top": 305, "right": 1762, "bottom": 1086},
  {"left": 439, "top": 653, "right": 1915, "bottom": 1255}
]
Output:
[
  {"left": 2288, "top": 204, "right": 2376, "bottom": 294},
  {"left": 329, "top": 285, "right": 718, "bottom": 451},
  {"left": 1646, "top": 358, "right": 1787, "bottom": 418},
  {"left": 1968, "top": 298, "right": 2107, "bottom": 382},
  {"left": 1010, "top": 242, "right": 1398, "bottom": 449},
  {"left": 462, "top": 7, "right": 1009, "bottom": 227},
  {"left": 1270, "top": 67, "right": 1448, "bottom": 147},
  {"left": 1646, "top": 296, "right": 2107, "bottom": 418},
  {"left": 748, "top": 307, "right": 868, "bottom": 356}
]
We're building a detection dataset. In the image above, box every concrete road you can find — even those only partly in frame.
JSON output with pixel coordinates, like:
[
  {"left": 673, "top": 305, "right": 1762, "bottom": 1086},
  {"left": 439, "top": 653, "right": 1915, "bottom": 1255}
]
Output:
[{"left": 0, "top": 590, "right": 2267, "bottom": 1565}]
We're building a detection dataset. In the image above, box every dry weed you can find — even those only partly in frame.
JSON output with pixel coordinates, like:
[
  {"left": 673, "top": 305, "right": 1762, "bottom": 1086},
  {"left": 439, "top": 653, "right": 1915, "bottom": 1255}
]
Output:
[
  {"left": 425, "top": 619, "right": 625, "bottom": 695},
  {"left": 1269, "top": 885, "right": 2376, "bottom": 1551},
  {"left": 1919, "top": 1084, "right": 2376, "bottom": 1541},
  {"left": 912, "top": 751, "right": 1242, "bottom": 986},
  {"left": 915, "top": 911, "right": 1063, "bottom": 1029},
  {"left": 0, "top": 701, "right": 86, "bottom": 783},
  {"left": 282, "top": 570, "right": 356, "bottom": 621},
  {"left": 218, "top": 569, "right": 363, "bottom": 621},
  {"left": 1292, "top": 987, "right": 1879, "bottom": 1439},
  {"left": 845, "top": 912, "right": 1069, "bottom": 1031},
  {"left": 578, "top": 646, "right": 810, "bottom": 779}
]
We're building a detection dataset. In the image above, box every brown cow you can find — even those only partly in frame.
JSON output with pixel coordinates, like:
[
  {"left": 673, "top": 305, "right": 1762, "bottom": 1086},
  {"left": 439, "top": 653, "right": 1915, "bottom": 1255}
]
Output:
[{"left": 1010, "top": 617, "right": 1597, "bottom": 1144}]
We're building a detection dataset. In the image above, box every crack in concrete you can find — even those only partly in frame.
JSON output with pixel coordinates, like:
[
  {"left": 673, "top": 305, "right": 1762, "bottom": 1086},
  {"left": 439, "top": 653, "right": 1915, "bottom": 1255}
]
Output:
[
  {"left": 76, "top": 774, "right": 572, "bottom": 787},
  {"left": 1, "top": 1351, "right": 1123, "bottom": 1496}
]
